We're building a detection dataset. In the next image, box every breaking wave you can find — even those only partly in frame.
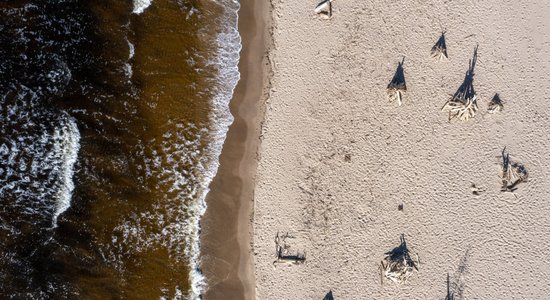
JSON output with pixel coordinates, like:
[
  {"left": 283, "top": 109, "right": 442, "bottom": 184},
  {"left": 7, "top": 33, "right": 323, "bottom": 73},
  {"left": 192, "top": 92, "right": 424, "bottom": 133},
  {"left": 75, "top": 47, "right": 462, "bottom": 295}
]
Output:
[
  {"left": 190, "top": 0, "right": 242, "bottom": 297},
  {"left": 0, "top": 0, "right": 242, "bottom": 298},
  {"left": 51, "top": 114, "right": 81, "bottom": 227},
  {"left": 133, "top": 0, "right": 153, "bottom": 14}
]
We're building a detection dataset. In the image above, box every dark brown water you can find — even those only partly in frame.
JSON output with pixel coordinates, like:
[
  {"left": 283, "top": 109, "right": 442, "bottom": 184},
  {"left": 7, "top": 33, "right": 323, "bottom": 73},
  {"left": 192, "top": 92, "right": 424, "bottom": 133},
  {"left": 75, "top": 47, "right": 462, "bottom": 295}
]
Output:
[{"left": 0, "top": 0, "right": 240, "bottom": 298}]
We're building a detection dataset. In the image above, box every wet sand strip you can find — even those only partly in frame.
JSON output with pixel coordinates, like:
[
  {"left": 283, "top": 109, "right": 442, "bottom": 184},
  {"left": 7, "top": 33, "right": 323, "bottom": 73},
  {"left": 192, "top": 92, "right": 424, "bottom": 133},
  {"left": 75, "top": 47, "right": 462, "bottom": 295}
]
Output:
[{"left": 200, "top": 0, "right": 271, "bottom": 299}]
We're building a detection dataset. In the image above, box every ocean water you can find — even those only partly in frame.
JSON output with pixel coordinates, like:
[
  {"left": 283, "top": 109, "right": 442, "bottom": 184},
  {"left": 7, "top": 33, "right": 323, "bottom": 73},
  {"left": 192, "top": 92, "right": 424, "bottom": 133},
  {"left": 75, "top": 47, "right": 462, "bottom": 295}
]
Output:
[{"left": 0, "top": 0, "right": 240, "bottom": 299}]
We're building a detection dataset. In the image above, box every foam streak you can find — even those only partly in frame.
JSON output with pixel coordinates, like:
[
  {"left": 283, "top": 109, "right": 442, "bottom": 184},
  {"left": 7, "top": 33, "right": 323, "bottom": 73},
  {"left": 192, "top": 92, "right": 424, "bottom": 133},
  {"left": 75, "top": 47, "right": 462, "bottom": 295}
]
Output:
[{"left": 52, "top": 115, "right": 81, "bottom": 227}]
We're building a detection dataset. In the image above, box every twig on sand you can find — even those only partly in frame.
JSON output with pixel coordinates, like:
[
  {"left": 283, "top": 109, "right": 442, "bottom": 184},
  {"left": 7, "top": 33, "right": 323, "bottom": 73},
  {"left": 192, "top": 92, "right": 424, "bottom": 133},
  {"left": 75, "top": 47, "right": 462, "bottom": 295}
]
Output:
[
  {"left": 387, "top": 84, "right": 406, "bottom": 106},
  {"left": 470, "top": 183, "right": 486, "bottom": 195},
  {"left": 387, "top": 59, "right": 407, "bottom": 106},
  {"left": 499, "top": 147, "right": 528, "bottom": 192},
  {"left": 380, "top": 235, "right": 419, "bottom": 284},
  {"left": 442, "top": 46, "right": 479, "bottom": 121},
  {"left": 431, "top": 31, "right": 448, "bottom": 61},
  {"left": 488, "top": 93, "right": 504, "bottom": 113}
]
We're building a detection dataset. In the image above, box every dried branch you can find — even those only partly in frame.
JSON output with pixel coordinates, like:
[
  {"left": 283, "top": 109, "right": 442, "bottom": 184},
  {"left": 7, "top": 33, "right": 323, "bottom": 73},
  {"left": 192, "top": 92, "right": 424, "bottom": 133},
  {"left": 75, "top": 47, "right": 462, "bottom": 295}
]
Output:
[
  {"left": 431, "top": 32, "right": 448, "bottom": 61},
  {"left": 499, "top": 148, "right": 528, "bottom": 192},
  {"left": 387, "top": 59, "right": 407, "bottom": 106},
  {"left": 442, "top": 46, "right": 478, "bottom": 121},
  {"left": 488, "top": 93, "right": 504, "bottom": 113},
  {"left": 380, "top": 235, "right": 419, "bottom": 284}
]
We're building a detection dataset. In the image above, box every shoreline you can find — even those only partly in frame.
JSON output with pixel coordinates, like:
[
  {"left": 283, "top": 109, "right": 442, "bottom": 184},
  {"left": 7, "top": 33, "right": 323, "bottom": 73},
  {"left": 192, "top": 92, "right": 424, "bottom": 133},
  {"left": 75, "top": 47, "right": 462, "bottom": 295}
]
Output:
[{"left": 199, "top": 0, "right": 270, "bottom": 298}]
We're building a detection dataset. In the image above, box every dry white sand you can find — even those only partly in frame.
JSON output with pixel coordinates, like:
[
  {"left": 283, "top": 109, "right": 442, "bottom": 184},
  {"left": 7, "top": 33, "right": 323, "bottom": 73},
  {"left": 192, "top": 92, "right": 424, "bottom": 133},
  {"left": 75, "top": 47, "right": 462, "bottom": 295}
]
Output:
[{"left": 253, "top": 0, "right": 550, "bottom": 299}]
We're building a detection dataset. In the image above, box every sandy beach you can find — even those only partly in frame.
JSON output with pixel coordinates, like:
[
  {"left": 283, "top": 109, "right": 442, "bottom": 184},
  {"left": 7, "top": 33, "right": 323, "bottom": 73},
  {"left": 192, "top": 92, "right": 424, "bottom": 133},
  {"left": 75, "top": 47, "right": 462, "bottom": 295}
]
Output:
[
  {"left": 200, "top": 0, "right": 269, "bottom": 298},
  {"left": 252, "top": 0, "right": 550, "bottom": 299}
]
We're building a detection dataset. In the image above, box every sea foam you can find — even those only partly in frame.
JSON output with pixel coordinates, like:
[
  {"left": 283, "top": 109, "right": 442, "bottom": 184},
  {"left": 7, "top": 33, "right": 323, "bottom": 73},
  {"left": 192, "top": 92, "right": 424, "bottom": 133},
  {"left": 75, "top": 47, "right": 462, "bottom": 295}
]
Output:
[
  {"left": 103, "top": 0, "right": 242, "bottom": 297},
  {"left": 51, "top": 115, "right": 81, "bottom": 227},
  {"left": 133, "top": 0, "right": 152, "bottom": 14},
  {"left": 188, "top": 0, "right": 242, "bottom": 298},
  {"left": 0, "top": 87, "right": 81, "bottom": 228}
]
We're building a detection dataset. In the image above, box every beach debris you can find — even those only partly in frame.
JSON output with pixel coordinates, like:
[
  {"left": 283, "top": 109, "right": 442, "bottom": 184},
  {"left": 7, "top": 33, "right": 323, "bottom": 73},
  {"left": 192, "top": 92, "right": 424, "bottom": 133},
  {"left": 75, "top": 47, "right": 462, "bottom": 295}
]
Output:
[
  {"left": 315, "top": 0, "right": 334, "bottom": 19},
  {"left": 344, "top": 153, "right": 351, "bottom": 162},
  {"left": 380, "top": 234, "right": 419, "bottom": 284},
  {"left": 499, "top": 147, "right": 528, "bottom": 192},
  {"left": 442, "top": 95, "right": 478, "bottom": 121},
  {"left": 323, "top": 290, "right": 334, "bottom": 300},
  {"left": 398, "top": 204, "right": 404, "bottom": 211},
  {"left": 488, "top": 93, "right": 504, "bottom": 113},
  {"left": 273, "top": 232, "right": 306, "bottom": 268},
  {"left": 442, "top": 46, "right": 478, "bottom": 121},
  {"left": 387, "top": 58, "right": 407, "bottom": 106},
  {"left": 431, "top": 31, "right": 448, "bottom": 61},
  {"left": 470, "top": 183, "right": 485, "bottom": 195}
]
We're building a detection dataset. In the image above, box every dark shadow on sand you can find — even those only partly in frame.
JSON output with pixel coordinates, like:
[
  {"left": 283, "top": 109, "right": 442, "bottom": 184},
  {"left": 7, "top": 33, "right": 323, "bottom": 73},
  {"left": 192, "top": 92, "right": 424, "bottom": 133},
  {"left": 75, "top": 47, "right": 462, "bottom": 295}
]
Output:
[
  {"left": 385, "top": 234, "right": 418, "bottom": 271},
  {"left": 387, "top": 57, "right": 406, "bottom": 89},
  {"left": 490, "top": 93, "right": 503, "bottom": 106},
  {"left": 431, "top": 31, "right": 448, "bottom": 59},
  {"left": 444, "top": 273, "right": 454, "bottom": 300},
  {"left": 452, "top": 45, "right": 478, "bottom": 101},
  {"left": 445, "top": 249, "right": 470, "bottom": 300},
  {"left": 274, "top": 232, "right": 306, "bottom": 263}
]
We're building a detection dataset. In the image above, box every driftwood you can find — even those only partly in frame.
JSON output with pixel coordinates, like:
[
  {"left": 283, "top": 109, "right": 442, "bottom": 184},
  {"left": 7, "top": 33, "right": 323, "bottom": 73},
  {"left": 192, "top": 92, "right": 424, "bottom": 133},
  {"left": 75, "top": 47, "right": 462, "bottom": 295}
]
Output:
[
  {"left": 488, "top": 93, "right": 504, "bottom": 113},
  {"left": 387, "top": 84, "right": 406, "bottom": 106},
  {"left": 442, "top": 95, "right": 478, "bottom": 121},
  {"left": 431, "top": 31, "right": 448, "bottom": 61},
  {"left": 315, "top": 0, "right": 334, "bottom": 19},
  {"left": 387, "top": 59, "right": 407, "bottom": 106},
  {"left": 273, "top": 232, "right": 306, "bottom": 268},
  {"left": 442, "top": 46, "right": 478, "bottom": 121},
  {"left": 380, "top": 235, "right": 419, "bottom": 284},
  {"left": 499, "top": 147, "right": 528, "bottom": 192}
]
